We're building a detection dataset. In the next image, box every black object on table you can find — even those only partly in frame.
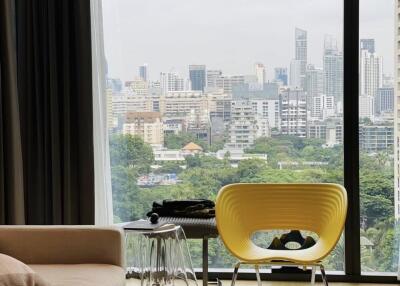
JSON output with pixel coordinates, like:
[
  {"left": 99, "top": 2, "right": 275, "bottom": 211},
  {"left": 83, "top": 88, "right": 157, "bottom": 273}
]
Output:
[{"left": 158, "top": 217, "right": 219, "bottom": 286}]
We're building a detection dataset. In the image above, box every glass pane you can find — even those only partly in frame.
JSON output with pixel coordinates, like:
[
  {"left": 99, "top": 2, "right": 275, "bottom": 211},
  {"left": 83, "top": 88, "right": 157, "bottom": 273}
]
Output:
[
  {"left": 359, "top": 0, "right": 399, "bottom": 274},
  {"left": 102, "top": 0, "right": 344, "bottom": 272}
]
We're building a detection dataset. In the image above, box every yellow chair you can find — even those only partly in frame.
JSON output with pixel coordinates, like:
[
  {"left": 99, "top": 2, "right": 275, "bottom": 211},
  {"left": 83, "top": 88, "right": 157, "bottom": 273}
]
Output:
[{"left": 216, "top": 183, "right": 347, "bottom": 286}]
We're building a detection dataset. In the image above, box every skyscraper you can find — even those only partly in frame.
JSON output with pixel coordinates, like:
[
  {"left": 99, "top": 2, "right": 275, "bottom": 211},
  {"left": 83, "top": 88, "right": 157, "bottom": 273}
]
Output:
[
  {"left": 323, "top": 35, "right": 343, "bottom": 102},
  {"left": 295, "top": 28, "right": 307, "bottom": 89},
  {"left": 394, "top": 1, "right": 400, "bottom": 219},
  {"left": 254, "top": 63, "right": 266, "bottom": 84},
  {"left": 306, "top": 64, "right": 325, "bottom": 113},
  {"left": 375, "top": 87, "right": 394, "bottom": 115},
  {"left": 274, "top": 67, "right": 288, "bottom": 85},
  {"left": 189, "top": 65, "right": 206, "bottom": 91},
  {"left": 360, "top": 49, "right": 383, "bottom": 98},
  {"left": 360, "top": 39, "right": 375, "bottom": 54},
  {"left": 139, "top": 64, "right": 148, "bottom": 81},
  {"left": 306, "top": 64, "right": 324, "bottom": 98},
  {"left": 290, "top": 60, "right": 302, "bottom": 88}
]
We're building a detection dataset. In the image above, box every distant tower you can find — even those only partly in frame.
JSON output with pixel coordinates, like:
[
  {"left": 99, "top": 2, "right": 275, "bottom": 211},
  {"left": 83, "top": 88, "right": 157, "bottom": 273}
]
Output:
[
  {"left": 139, "top": 64, "right": 148, "bottom": 81},
  {"left": 274, "top": 67, "right": 288, "bottom": 85},
  {"left": 360, "top": 39, "right": 375, "bottom": 54},
  {"left": 295, "top": 28, "right": 307, "bottom": 89},
  {"left": 189, "top": 65, "right": 206, "bottom": 91},
  {"left": 254, "top": 63, "right": 266, "bottom": 84},
  {"left": 360, "top": 48, "right": 382, "bottom": 98},
  {"left": 323, "top": 35, "right": 343, "bottom": 102}
]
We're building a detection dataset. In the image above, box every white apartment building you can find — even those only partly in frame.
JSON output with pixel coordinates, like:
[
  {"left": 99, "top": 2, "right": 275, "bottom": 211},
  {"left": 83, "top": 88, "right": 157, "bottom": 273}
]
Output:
[
  {"left": 280, "top": 89, "right": 307, "bottom": 137},
  {"left": 360, "top": 49, "right": 383, "bottom": 98},
  {"left": 160, "top": 72, "right": 189, "bottom": 94},
  {"left": 250, "top": 99, "right": 280, "bottom": 130},
  {"left": 161, "top": 91, "right": 208, "bottom": 117},
  {"left": 228, "top": 101, "right": 258, "bottom": 148},
  {"left": 255, "top": 117, "right": 271, "bottom": 138},
  {"left": 359, "top": 94, "right": 375, "bottom": 120},
  {"left": 312, "top": 94, "right": 335, "bottom": 119},
  {"left": 206, "top": 70, "right": 222, "bottom": 88}
]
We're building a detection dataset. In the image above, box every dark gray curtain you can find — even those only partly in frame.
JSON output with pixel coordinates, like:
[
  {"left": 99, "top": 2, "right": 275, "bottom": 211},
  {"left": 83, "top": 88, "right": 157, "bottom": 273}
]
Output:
[
  {"left": 0, "top": 0, "right": 25, "bottom": 224},
  {"left": 15, "top": 0, "right": 94, "bottom": 224}
]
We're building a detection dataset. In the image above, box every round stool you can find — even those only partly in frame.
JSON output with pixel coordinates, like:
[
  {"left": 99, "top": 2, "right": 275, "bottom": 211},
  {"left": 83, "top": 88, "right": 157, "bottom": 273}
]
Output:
[{"left": 125, "top": 224, "right": 197, "bottom": 286}]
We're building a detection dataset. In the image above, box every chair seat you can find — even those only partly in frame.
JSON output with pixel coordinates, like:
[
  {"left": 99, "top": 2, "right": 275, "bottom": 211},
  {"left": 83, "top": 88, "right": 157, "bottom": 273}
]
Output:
[{"left": 30, "top": 264, "right": 125, "bottom": 286}]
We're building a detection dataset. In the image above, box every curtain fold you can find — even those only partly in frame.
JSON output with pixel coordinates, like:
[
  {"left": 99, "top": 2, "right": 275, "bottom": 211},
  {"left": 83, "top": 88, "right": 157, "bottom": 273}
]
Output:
[
  {"left": 91, "top": 0, "right": 113, "bottom": 225},
  {"left": 15, "top": 0, "right": 94, "bottom": 224},
  {"left": 0, "top": 0, "right": 25, "bottom": 225}
]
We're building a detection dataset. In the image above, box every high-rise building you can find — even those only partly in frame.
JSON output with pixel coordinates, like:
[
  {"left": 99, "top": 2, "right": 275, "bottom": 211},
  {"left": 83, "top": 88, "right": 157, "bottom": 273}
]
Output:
[
  {"left": 255, "top": 63, "right": 266, "bottom": 84},
  {"left": 206, "top": 70, "right": 222, "bottom": 88},
  {"left": 295, "top": 28, "right": 307, "bottom": 89},
  {"left": 274, "top": 67, "right": 288, "bottom": 85},
  {"left": 360, "top": 49, "right": 383, "bottom": 98},
  {"left": 359, "top": 94, "right": 375, "bottom": 120},
  {"left": 306, "top": 64, "right": 325, "bottom": 113},
  {"left": 139, "top": 64, "right": 148, "bottom": 81},
  {"left": 251, "top": 98, "right": 281, "bottom": 130},
  {"left": 160, "top": 72, "right": 187, "bottom": 94},
  {"left": 312, "top": 94, "right": 335, "bottom": 119},
  {"left": 323, "top": 35, "right": 343, "bottom": 102},
  {"left": 290, "top": 59, "right": 302, "bottom": 88},
  {"left": 280, "top": 89, "right": 307, "bottom": 137},
  {"left": 228, "top": 101, "right": 258, "bottom": 148},
  {"left": 360, "top": 39, "right": 375, "bottom": 54},
  {"left": 189, "top": 65, "right": 206, "bottom": 91},
  {"left": 306, "top": 65, "right": 324, "bottom": 98},
  {"left": 375, "top": 87, "right": 394, "bottom": 115}
]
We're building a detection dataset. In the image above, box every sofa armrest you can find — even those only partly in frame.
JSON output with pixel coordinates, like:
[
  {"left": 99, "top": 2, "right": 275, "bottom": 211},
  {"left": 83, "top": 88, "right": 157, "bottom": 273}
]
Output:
[{"left": 0, "top": 226, "right": 125, "bottom": 267}]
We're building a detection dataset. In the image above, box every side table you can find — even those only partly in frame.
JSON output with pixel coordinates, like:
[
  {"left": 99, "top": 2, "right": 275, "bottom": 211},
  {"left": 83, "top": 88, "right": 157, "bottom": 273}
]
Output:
[{"left": 125, "top": 224, "right": 198, "bottom": 286}]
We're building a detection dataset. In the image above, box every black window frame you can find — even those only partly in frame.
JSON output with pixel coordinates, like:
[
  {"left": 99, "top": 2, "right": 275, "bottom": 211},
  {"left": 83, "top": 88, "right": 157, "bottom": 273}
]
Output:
[{"left": 200, "top": 0, "right": 399, "bottom": 283}]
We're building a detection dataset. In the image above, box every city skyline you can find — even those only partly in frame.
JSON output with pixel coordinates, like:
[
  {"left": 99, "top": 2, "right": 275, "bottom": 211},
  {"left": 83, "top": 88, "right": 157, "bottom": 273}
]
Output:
[{"left": 102, "top": 0, "right": 394, "bottom": 82}]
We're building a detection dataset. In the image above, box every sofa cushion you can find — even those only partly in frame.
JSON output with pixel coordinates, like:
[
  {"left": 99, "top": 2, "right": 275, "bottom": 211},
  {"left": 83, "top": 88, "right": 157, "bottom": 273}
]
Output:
[
  {"left": 29, "top": 264, "right": 125, "bottom": 286},
  {"left": 0, "top": 254, "right": 50, "bottom": 286}
]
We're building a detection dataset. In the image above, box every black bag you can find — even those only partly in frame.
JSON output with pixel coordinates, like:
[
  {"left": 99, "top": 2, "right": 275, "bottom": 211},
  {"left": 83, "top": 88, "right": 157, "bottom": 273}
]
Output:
[{"left": 147, "top": 199, "right": 215, "bottom": 218}]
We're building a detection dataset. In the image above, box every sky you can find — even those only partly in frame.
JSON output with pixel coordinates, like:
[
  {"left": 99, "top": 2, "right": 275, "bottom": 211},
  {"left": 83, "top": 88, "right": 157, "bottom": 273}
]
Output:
[{"left": 102, "top": 0, "right": 394, "bottom": 82}]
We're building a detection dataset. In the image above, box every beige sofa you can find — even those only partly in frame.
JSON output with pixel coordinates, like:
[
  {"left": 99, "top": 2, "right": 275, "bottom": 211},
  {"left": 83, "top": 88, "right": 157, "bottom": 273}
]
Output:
[{"left": 0, "top": 226, "right": 126, "bottom": 286}]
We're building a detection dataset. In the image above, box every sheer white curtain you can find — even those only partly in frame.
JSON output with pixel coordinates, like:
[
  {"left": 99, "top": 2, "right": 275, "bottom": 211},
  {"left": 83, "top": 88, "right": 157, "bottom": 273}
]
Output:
[{"left": 91, "top": 0, "right": 113, "bottom": 225}]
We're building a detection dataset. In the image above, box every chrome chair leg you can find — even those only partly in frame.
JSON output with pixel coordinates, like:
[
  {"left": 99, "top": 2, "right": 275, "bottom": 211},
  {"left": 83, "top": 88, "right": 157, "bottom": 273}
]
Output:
[
  {"left": 320, "top": 265, "right": 328, "bottom": 286},
  {"left": 311, "top": 266, "right": 316, "bottom": 284},
  {"left": 255, "top": 265, "right": 262, "bottom": 286},
  {"left": 231, "top": 262, "right": 241, "bottom": 286}
]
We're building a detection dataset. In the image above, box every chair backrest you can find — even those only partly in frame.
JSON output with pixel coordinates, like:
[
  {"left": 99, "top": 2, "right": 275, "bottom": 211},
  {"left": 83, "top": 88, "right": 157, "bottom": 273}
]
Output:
[{"left": 216, "top": 183, "right": 347, "bottom": 256}]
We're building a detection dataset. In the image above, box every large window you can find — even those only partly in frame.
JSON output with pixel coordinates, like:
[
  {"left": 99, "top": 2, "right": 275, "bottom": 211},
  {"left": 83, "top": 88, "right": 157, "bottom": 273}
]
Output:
[
  {"left": 359, "top": 0, "right": 399, "bottom": 274},
  {"left": 101, "top": 0, "right": 399, "bottom": 280}
]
